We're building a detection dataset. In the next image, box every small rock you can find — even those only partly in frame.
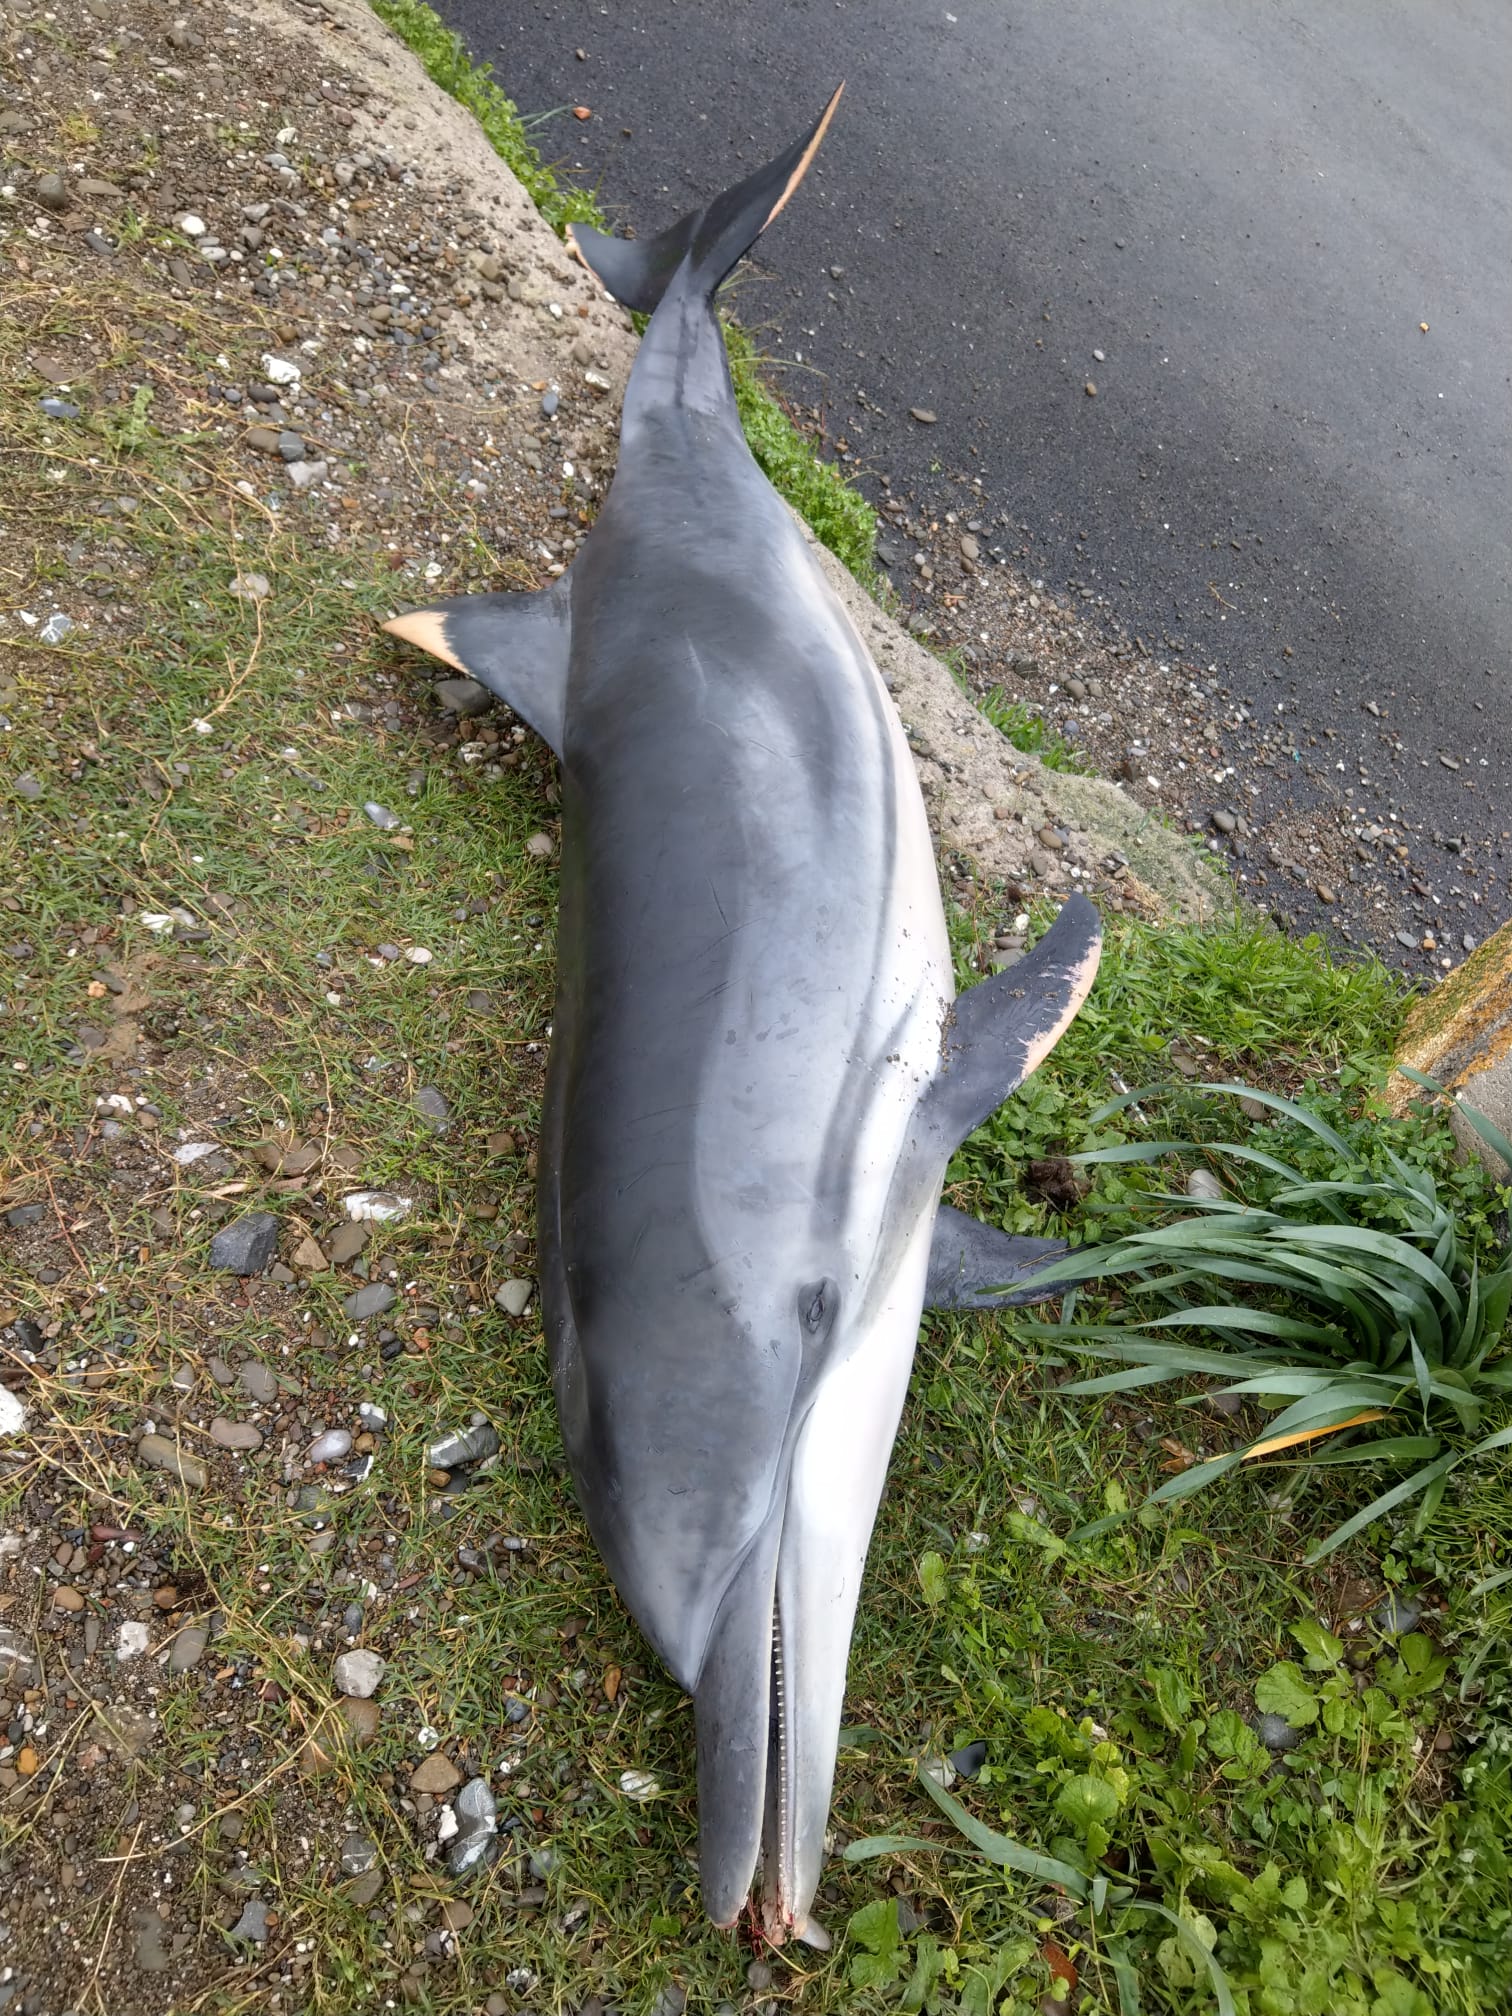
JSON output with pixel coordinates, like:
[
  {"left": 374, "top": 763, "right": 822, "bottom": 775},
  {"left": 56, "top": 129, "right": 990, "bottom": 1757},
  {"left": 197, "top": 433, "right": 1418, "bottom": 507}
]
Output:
[
  {"left": 245, "top": 427, "right": 281, "bottom": 455},
  {"left": 959, "top": 535, "right": 980, "bottom": 562},
  {"left": 39, "top": 397, "right": 81, "bottom": 420},
  {"left": 415, "top": 1086, "right": 449, "bottom": 1128},
  {"left": 91, "top": 1703, "right": 156, "bottom": 1756},
  {"left": 117, "top": 1621, "right": 151, "bottom": 1661},
  {"left": 427, "top": 1422, "right": 500, "bottom": 1469},
  {"left": 341, "top": 1834, "right": 379, "bottom": 1876},
  {"left": 230, "top": 1896, "right": 269, "bottom": 1944},
  {"left": 411, "top": 1751, "right": 463, "bottom": 1795},
  {"left": 1375, "top": 1594, "right": 1422, "bottom": 1635},
  {"left": 291, "top": 1236, "right": 328, "bottom": 1273},
  {"left": 39, "top": 612, "right": 74, "bottom": 645},
  {"left": 309, "top": 1428, "right": 354, "bottom": 1464},
  {"left": 53, "top": 1585, "right": 86, "bottom": 1612},
  {"left": 1315, "top": 884, "right": 1337, "bottom": 905},
  {"left": 343, "top": 1191, "right": 412, "bottom": 1223},
  {"left": 137, "top": 1434, "right": 208, "bottom": 1489},
  {"left": 230, "top": 571, "right": 271, "bottom": 601},
  {"left": 540, "top": 389, "right": 559, "bottom": 418},
  {"left": 210, "top": 1417, "right": 263, "bottom": 1452},
  {"left": 435, "top": 676, "right": 491, "bottom": 716},
  {"left": 329, "top": 1222, "right": 369, "bottom": 1264},
  {"left": 177, "top": 212, "right": 207, "bottom": 237},
  {"left": 15, "top": 774, "right": 43, "bottom": 802},
  {"left": 1439, "top": 754, "right": 1461, "bottom": 771},
  {"left": 948, "top": 1738, "right": 988, "bottom": 1779},
  {"left": 404, "top": 946, "right": 433, "bottom": 965},
  {"left": 1084, "top": 380, "right": 1098, "bottom": 397},
  {"left": 285, "top": 458, "right": 329, "bottom": 491},
  {"left": 909, "top": 407, "right": 937, "bottom": 424},
  {"left": 447, "top": 1776, "right": 499, "bottom": 1875},
  {"left": 344, "top": 1282, "right": 395, "bottom": 1321},
  {"left": 1256, "top": 1712, "right": 1304, "bottom": 1753},
  {"left": 1186, "top": 1168, "right": 1224, "bottom": 1202},
  {"left": 495, "top": 1278, "right": 534, "bottom": 1316},
  {"left": 132, "top": 1908, "right": 170, "bottom": 1974},
  {"left": 525, "top": 831, "right": 555, "bottom": 859},
  {"left": 1211, "top": 809, "right": 1237, "bottom": 835},
  {"left": 363, "top": 801, "right": 400, "bottom": 831},
  {"left": 209, "top": 1212, "right": 278, "bottom": 1275},
  {"left": 334, "top": 1649, "right": 386, "bottom": 1698},
  {"left": 169, "top": 1625, "right": 209, "bottom": 1673},
  {"left": 34, "top": 172, "right": 71, "bottom": 212},
  {"left": 239, "top": 1360, "right": 277, "bottom": 1402}
]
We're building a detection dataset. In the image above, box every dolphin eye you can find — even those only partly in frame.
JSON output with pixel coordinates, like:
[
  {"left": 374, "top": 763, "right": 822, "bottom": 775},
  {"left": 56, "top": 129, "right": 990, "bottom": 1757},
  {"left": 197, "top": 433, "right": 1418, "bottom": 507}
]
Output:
[{"left": 799, "top": 1278, "right": 839, "bottom": 1339}]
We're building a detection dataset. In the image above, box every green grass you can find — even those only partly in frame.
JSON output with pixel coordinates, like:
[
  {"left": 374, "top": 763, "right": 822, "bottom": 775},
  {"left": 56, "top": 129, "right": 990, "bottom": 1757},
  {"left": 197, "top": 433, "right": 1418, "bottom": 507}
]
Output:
[
  {"left": 979, "top": 685, "right": 1094, "bottom": 774},
  {"left": 367, "top": 0, "right": 879, "bottom": 584}
]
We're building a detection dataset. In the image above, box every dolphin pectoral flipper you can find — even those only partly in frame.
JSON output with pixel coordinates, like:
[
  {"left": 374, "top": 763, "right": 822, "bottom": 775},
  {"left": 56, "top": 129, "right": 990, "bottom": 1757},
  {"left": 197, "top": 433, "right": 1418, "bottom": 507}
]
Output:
[
  {"left": 924, "top": 1203, "right": 1071, "bottom": 1310},
  {"left": 921, "top": 893, "right": 1103, "bottom": 1152},
  {"left": 382, "top": 583, "right": 570, "bottom": 757}
]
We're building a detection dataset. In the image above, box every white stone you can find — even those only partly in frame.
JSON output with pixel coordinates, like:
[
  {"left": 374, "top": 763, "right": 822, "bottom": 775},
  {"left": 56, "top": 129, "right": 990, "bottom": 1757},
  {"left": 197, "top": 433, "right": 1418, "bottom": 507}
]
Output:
[{"left": 333, "top": 1648, "right": 386, "bottom": 1698}]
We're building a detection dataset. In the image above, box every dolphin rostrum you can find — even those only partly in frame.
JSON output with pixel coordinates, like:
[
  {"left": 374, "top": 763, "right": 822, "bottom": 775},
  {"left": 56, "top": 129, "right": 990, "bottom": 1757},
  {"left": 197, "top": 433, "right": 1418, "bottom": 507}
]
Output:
[{"left": 383, "top": 86, "right": 1102, "bottom": 1946}]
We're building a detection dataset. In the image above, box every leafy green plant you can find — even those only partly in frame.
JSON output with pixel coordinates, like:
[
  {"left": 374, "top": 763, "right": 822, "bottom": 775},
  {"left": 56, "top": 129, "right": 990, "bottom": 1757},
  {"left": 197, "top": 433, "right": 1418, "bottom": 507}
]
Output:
[{"left": 1024, "top": 1079, "right": 1512, "bottom": 1559}]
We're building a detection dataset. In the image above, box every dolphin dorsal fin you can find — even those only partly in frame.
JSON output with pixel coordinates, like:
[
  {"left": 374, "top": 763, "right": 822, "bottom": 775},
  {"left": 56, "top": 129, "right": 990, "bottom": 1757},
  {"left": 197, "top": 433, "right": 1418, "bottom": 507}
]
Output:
[
  {"left": 383, "top": 580, "right": 570, "bottom": 758},
  {"left": 920, "top": 893, "right": 1102, "bottom": 1152}
]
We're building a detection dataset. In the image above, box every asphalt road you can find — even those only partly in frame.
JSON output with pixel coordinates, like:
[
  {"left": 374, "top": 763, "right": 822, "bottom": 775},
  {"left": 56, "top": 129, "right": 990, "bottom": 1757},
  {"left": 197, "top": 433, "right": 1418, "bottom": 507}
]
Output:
[{"left": 442, "top": 0, "right": 1512, "bottom": 902}]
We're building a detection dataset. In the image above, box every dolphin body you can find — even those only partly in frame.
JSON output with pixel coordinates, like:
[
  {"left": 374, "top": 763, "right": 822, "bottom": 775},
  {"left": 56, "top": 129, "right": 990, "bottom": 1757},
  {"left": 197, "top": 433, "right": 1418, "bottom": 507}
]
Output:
[{"left": 384, "top": 88, "right": 1102, "bottom": 1946}]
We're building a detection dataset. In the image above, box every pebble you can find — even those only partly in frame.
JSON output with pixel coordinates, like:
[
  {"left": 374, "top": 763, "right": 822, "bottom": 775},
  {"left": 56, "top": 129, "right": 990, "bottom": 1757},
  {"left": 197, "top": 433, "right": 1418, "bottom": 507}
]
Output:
[
  {"left": 447, "top": 1776, "right": 499, "bottom": 1875},
  {"left": 358, "top": 1400, "right": 388, "bottom": 1431},
  {"left": 329, "top": 1222, "right": 370, "bottom": 1264},
  {"left": 53, "top": 1585, "right": 86, "bottom": 1612},
  {"left": 909, "top": 407, "right": 937, "bottom": 424},
  {"left": 132, "top": 1909, "right": 170, "bottom": 1974},
  {"left": 495, "top": 1277, "right": 534, "bottom": 1316},
  {"left": 948, "top": 1738, "right": 988, "bottom": 1779},
  {"left": 292, "top": 1235, "right": 328, "bottom": 1272},
  {"left": 210, "top": 1417, "right": 264, "bottom": 1452},
  {"left": 341, "top": 1834, "right": 379, "bottom": 1876},
  {"left": 277, "top": 431, "right": 305, "bottom": 462},
  {"left": 230, "top": 571, "right": 271, "bottom": 600},
  {"left": 618, "top": 1768, "right": 660, "bottom": 1801},
  {"left": 343, "top": 1190, "right": 413, "bottom": 1223},
  {"left": 15, "top": 775, "right": 43, "bottom": 802},
  {"left": 1211, "top": 809, "right": 1237, "bottom": 835},
  {"left": 525, "top": 832, "right": 555, "bottom": 859},
  {"left": 34, "top": 172, "right": 70, "bottom": 212},
  {"left": 426, "top": 1422, "right": 500, "bottom": 1469},
  {"left": 137, "top": 1434, "right": 208, "bottom": 1489},
  {"left": 411, "top": 1751, "right": 463, "bottom": 1795},
  {"left": 39, "top": 397, "right": 81, "bottom": 419},
  {"left": 1186, "top": 1168, "right": 1224, "bottom": 1202},
  {"left": 169, "top": 1625, "right": 209, "bottom": 1673},
  {"left": 333, "top": 1649, "right": 386, "bottom": 1698},
  {"left": 230, "top": 1897, "right": 269, "bottom": 1944},
  {"left": 239, "top": 1360, "right": 277, "bottom": 1403},
  {"left": 209, "top": 1212, "right": 279, "bottom": 1275},
  {"left": 1375, "top": 1594, "right": 1422, "bottom": 1635},
  {"left": 1256, "top": 1712, "right": 1303, "bottom": 1753},
  {"left": 344, "top": 1282, "right": 395, "bottom": 1321},
  {"left": 245, "top": 427, "right": 281, "bottom": 455},
  {"left": 404, "top": 947, "right": 433, "bottom": 965},
  {"left": 435, "top": 676, "right": 491, "bottom": 716},
  {"left": 415, "top": 1086, "right": 449, "bottom": 1127},
  {"left": 286, "top": 458, "right": 329, "bottom": 490},
  {"left": 540, "top": 390, "right": 559, "bottom": 418},
  {"left": 91, "top": 1703, "right": 156, "bottom": 1756},
  {"left": 309, "top": 1428, "right": 354, "bottom": 1464},
  {"left": 39, "top": 612, "right": 74, "bottom": 645},
  {"left": 959, "top": 535, "right": 980, "bottom": 562},
  {"left": 177, "top": 213, "right": 207, "bottom": 237},
  {"left": 117, "top": 1621, "right": 151, "bottom": 1661},
  {"left": 1315, "top": 884, "right": 1337, "bottom": 905},
  {"left": 364, "top": 800, "right": 400, "bottom": 830}
]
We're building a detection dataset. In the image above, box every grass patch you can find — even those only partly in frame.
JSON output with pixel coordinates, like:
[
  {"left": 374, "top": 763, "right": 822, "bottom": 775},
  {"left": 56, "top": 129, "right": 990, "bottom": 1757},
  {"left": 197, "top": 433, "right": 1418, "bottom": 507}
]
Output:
[
  {"left": 367, "top": 0, "right": 879, "bottom": 583},
  {"left": 979, "top": 685, "right": 1094, "bottom": 774}
]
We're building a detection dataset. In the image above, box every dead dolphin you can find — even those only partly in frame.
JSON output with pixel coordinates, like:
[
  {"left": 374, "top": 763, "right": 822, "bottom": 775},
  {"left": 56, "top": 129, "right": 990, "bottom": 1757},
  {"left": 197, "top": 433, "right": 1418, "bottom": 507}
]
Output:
[{"left": 383, "top": 86, "right": 1102, "bottom": 1946}]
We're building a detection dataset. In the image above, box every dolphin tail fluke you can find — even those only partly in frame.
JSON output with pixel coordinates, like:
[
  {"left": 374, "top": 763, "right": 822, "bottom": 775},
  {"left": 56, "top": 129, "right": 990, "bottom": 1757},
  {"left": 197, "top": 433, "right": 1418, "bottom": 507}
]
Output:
[
  {"left": 382, "top": 580, "right": 569, "bottom": 758},
  {"left": 924, "top": 1204, "right": 1072, "bottom": 1310},
  {"left": 922, "top": 893, "right": 1103, "bottom": 1150},
  {"left": 568, "top": 84, "right": 844, "bottom": 312}
]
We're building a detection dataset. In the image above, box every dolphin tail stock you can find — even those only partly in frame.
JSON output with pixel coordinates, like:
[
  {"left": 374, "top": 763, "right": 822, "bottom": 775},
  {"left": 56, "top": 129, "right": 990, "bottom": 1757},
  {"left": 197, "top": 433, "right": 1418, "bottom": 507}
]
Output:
[
  {"left": 381, "top": 575, "right": 570, "bottom": 758},
  {"left": 924, "top": 1203, "right": 1074, "bottom": 1311},
  {"left": 568, "top": 82, "right": 845, "bottom": 314},
  {"left": 921, "top": 892, "right": 1104, "bottom": 1152}
]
